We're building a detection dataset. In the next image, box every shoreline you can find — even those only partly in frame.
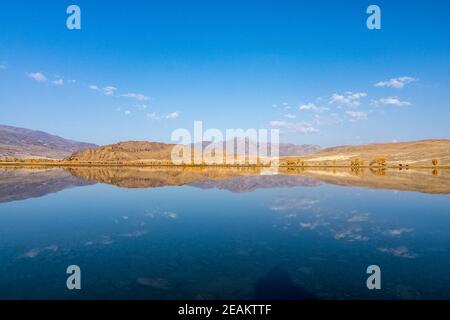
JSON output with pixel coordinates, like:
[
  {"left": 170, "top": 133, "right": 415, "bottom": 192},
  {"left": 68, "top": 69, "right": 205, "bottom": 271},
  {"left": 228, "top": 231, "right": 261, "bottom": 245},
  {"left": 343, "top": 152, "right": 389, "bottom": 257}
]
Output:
[{"left": 0, "top": 162, "right": 449, "bottom": 169}]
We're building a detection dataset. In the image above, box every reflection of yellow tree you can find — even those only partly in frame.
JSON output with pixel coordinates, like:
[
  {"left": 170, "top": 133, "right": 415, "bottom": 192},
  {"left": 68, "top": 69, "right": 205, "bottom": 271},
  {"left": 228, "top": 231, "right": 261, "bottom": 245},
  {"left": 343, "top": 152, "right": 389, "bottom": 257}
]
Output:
[
  {"left": 370, "top": 157, "right": 386, "bottom": 167},
  {"left": 350, "top": 158, "right": 364, "bottom": 167},
  {"left": 370, "top": 167, "right": 386, "bottom": 176},
  {"left": 432, "top": 169, "right": 439, "bottom": 176}
]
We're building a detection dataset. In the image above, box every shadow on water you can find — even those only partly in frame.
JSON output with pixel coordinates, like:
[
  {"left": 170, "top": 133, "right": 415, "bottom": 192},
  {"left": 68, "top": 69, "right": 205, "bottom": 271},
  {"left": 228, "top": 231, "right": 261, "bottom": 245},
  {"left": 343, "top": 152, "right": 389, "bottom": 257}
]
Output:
[{"left": 253, "top": 267, "right": 316, "bottom": 300}]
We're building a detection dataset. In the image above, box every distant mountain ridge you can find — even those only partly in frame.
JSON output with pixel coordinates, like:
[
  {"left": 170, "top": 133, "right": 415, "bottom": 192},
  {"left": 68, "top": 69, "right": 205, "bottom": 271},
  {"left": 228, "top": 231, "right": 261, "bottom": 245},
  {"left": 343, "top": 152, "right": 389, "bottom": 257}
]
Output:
[{"left": 0, "top": 124, "right": 97, "bottom": 159}]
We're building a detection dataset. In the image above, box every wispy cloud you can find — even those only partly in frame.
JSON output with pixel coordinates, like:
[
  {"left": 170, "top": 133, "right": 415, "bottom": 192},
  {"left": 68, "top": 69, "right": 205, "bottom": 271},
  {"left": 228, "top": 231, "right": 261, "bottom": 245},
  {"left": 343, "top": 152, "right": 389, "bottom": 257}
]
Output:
[
  {"left": 299, "top": 102, "right": 329, "bottom": 112},
  {"left": 270, "top": 121, "right": 319, "bottom": 134},
  {"left": 284, "top": 113, "right": 296, "bottom": 119},
  {"left": 272, "top": 102, "right": 292, "bottom": 110},
  {"left": 51, "top": 78, "right": 64, "bottom": 86},
  {"left": 147, "top": 112, "right": 157, "bottom": 120},
  {"left": 373, "top": 97, "right": 411, "bottom": 107},
  {"left": 121, "top": 93, "right": 150, "bottom": 101},
  {"left": 329, "top": 92, "right": 367, "bottom": 108},
  {"left": 27, "top": 72, "right": 47, "bottom": 82},
  {"left": 374, "top": 76, "right": 416, "bottom": 89},
  {"left": 0, "top": 62, "right": 6, "bottom": 70},
  {"left": 90, "top": 85, "right": 117, "bottom": 96},
  {"left": 346, "top": 111, "right": 368, "bottom": 121},
  {"left": 102, "top": 86, "right": 117, "bottom": 96},
  {"left": 163, "top": 111, "right": 179, "bottom": 119}
]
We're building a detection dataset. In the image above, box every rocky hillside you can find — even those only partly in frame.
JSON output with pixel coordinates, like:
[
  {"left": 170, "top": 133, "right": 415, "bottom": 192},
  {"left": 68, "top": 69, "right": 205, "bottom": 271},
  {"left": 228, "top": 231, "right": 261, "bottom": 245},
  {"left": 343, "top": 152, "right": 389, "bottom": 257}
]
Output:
[
  {"left": 0, "top": 125, "right": 97, "bottom": 159},
  {"left": 65, "top": 141, "right": 176, "bottom": 162}
]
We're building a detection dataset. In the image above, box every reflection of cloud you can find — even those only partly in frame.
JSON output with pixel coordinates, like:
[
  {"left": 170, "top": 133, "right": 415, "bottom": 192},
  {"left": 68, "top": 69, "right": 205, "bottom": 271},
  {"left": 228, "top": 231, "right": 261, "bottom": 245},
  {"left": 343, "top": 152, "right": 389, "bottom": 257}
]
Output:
[
  {"left": 348, "top": 212, "right": 369, "bottom": 222},
  {"left": 333, "top": 226, "right": 369, "bottom": 241},
  {"left": 145, "top": 209, "right": 178, "bottom": 219},
  {"left": 383, "top": 228, "right": 414, "bottom": 237},
  {"left": 300, "top": 222, "right": 320, "bottom": 230},
  {"left": 119, "top": 230, "right": 148, "bottom": 238},
  {"left": 378, "top": 246, "right": 417, "bottom": 259},
  {"left": 270, "top": 197, "right": 319, "bottom": 212},
  {"left": 99, "top": 235, "right": 114, "bottom": 245},
  {"left": 20, "top": 245, "right": 58, "bottom": 258},
  {"left": 136, "top": 278, "right": 173, "bottom": 290}
]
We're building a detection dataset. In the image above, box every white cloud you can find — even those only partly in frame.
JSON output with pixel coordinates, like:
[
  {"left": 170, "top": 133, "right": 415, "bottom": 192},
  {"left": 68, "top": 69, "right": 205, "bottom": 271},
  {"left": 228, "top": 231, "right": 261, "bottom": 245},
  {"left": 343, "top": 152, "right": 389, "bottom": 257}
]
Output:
[
  {"left": 147, "top": 112, "right": 157, "bottom": 120},
  {"left": 374, "top": 76, "right": 416, "bottom": 89},
  {"left": 373, "top": 97, "right": 411, "bottom": 107},
  {"left": 299, "top": 103, "right": 329, "bottom": 112},
  {"left": 102, "top": 86, "right": 117, "bottom": 96},
  {"left": 52, "top": 79, "right": 64, "bottom": 86},
  {"left": 121, "top": 93, "right": 150, "bottom": 101},
  {"left": 270, "top": 121, "right": 319, "bottom": 134},
  {"left": 90, "top": 85, "right": 117, "bottom": 96},
  {"left": 346, "top": 111, "right": 368, "bottom": 121},
  {"left": 272, "top": 102, "right": 292, "bottom": 110},
  {"left": 284, "top": 113, "right": 296, "bottom": 119},
  {"left": 27, "top": 72, "right": 47, "bottom": 82},
  {"left": 329, "top": 92, "right": 367, "bottom": 108},
  {"left": 135, "top": 104, "right": 148, "bottom": 110},
  {"left": 0, "top": 63, "right": 6, "bottom": 70},
  {"left": 124, "top": 110, "right": 131, "bottom": 115},
  {"left": 164, "top": 111, "right": 179, "bottom": 119}
]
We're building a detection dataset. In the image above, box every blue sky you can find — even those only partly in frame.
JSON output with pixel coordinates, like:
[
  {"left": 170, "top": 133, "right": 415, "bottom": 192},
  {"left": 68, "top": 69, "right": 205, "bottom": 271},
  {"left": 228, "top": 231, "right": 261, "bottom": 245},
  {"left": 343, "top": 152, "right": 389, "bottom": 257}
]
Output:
[{"left": 0, "top": 0, "right": 449, "bottom": 146}]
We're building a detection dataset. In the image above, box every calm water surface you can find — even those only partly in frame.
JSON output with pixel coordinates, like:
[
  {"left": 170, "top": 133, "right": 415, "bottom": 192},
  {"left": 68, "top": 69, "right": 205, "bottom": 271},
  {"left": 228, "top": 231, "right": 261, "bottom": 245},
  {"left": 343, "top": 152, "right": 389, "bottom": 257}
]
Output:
[{"left": 0, "top": 168, "right": 449, "bottom": 299}]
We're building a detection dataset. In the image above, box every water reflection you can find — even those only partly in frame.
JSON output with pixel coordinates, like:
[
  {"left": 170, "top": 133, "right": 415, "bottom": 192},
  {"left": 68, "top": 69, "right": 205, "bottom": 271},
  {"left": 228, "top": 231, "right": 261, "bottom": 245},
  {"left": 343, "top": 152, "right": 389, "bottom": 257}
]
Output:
[
  {"left": 0, "top": 166, "right": 449, "bottom": 299},
  {"left": 1, "top": 166, "right": 449, "bottom": 204}
]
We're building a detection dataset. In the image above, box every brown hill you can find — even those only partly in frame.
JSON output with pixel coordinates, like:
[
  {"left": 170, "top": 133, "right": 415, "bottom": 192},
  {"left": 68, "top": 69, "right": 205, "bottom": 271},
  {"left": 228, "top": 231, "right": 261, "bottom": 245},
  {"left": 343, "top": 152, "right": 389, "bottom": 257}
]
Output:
[
  {"left": 65, "top": 140, "right": 321, "bottom": 163},
  {"left": 0, "top": 124, "right": 97, "bottom": 160},
  {"left": 65, "top": 141, "right": 176, "bottom": 162},
  {"left": 287, "top": 139, "right": 450, "bottom": 167}
]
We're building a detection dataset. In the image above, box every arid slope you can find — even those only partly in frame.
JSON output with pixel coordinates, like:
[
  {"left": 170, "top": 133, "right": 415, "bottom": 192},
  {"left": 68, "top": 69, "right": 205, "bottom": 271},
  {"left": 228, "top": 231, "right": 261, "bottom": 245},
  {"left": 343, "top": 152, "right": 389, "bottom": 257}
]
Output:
[{"left": 290, "top": 139, "right": 450, "bottom": 167}]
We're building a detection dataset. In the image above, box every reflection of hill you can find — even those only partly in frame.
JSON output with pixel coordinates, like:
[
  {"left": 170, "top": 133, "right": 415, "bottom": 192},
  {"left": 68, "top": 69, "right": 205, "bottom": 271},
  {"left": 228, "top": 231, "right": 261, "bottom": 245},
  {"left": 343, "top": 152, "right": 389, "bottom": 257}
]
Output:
[
  {"left": 0, "top": 168, "right": 95, "bottom": 203},
  {"left": 66, "top": 166, "right": 320, "bottom": 192},
  {"left": 64, "top": 166, "right": 450, "bottom": 194},
  {"left": 282, "top": 167, "right": 450, "bottom": 194},
  {"left": 65, "top": 166, "right": 262, "bottom": 189},
  {"left": 1, "top": 166, "right": 449, "bottom": 197},
  {"left": 191, "top": 175, "right": 321, "bottom": 192}
]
